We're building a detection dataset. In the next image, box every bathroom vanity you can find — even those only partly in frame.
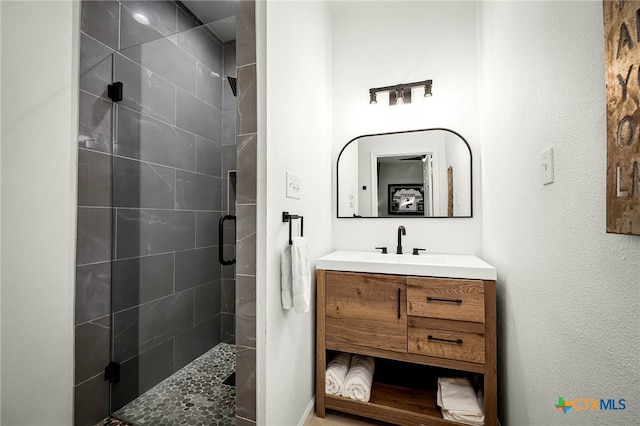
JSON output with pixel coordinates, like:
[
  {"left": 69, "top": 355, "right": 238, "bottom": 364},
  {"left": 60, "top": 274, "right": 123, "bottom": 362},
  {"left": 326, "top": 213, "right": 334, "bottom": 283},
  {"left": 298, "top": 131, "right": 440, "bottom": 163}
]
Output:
[{"left": 315, "top": 251, "right": 497, "bottom": 425}]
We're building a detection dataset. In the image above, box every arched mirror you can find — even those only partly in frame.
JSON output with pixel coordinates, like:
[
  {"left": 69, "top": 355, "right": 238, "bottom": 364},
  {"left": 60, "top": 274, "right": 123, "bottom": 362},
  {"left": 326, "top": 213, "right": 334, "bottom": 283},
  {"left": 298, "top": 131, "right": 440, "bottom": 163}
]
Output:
[{"left": 337, "top": 128, "right": 472, "bottom": 218}]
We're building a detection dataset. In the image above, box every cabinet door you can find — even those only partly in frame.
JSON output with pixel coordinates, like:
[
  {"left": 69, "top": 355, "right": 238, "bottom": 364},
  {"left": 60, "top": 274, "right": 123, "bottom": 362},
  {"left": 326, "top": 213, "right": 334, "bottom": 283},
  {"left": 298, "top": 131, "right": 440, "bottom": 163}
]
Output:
[{"left": 325, "top": 271, "right": 407, "bottom": 352}]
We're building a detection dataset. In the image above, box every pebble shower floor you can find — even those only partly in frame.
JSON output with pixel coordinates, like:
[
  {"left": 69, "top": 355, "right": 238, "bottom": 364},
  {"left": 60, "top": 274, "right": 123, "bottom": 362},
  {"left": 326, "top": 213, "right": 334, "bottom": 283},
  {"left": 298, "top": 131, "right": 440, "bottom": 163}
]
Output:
[{"left": 109, "top": 343, "right": 236, "bottom": 425}]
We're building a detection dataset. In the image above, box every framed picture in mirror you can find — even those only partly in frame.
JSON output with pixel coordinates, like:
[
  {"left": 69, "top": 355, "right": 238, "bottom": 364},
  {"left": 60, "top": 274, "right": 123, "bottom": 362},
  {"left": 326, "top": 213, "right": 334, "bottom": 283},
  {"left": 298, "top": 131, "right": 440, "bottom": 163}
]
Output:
[{"left": 388, "top": 184, "right": 425, "bottom": 215}]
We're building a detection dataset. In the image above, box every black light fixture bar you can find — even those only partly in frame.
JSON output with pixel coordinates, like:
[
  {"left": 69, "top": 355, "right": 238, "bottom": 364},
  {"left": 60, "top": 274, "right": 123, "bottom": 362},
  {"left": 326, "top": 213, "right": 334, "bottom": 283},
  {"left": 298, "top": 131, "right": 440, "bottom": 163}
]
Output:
[{"left": 369, "top": 79, "right": 433, "bottom": 105}]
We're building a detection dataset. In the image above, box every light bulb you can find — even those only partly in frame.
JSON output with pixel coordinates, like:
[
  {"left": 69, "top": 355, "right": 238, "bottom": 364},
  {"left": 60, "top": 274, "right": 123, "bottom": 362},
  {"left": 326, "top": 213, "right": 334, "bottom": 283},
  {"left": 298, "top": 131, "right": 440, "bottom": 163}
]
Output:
[{"left": 133, "top": 13, "right": 150, "bottom": 25}]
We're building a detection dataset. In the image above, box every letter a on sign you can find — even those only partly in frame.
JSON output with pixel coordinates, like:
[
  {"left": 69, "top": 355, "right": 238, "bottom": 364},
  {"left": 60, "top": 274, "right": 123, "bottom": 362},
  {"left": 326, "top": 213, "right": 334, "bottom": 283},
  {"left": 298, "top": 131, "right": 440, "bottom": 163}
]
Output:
[{"left": 604, "top": 1, "right": 640, "bottom": 234}]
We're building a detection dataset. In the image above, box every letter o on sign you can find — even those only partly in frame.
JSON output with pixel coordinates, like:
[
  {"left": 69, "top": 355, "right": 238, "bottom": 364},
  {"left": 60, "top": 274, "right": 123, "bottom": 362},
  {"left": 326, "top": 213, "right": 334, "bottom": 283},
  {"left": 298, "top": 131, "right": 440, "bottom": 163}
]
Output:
[{"left": 617, "top": 115, "right": 636, "bottom": 148}]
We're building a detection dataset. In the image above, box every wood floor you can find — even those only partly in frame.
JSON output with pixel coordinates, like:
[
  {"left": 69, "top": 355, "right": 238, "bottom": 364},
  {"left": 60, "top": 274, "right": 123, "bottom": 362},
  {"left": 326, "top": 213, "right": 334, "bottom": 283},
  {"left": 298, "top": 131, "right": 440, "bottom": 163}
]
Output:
[{"left": 306, "top": 410, "right": 392, "bottom": 425}]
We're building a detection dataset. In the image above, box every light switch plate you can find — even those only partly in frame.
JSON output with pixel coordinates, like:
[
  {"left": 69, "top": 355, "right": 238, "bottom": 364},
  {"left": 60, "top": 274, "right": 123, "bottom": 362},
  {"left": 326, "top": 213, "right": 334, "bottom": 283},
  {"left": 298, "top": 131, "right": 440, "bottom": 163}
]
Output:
[
  {"left": 541, "top": 147, "right": 554, "bottom": 185},
  {"left": 286, "top": 172, "right": 301, "bottom": 199}
]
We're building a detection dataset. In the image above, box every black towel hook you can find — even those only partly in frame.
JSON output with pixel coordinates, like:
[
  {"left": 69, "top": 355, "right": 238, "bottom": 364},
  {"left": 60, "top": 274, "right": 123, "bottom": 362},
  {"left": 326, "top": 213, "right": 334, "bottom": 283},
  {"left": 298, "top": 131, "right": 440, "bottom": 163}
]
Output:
[{"left": 282, "top": 211, "right": 304, "bottom": 245}]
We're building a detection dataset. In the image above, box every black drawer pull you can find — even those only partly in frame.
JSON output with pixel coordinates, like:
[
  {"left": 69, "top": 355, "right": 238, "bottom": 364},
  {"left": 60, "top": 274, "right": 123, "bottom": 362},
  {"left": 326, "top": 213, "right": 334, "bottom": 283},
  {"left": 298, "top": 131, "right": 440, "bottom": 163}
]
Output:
[
  {"left": 427, "top": 297, "right": 462, "bottom": 304},
  {"left": 428, "top": 335, "right": 463, "bottom": 345},
  {"left": 397, "top": 288, "right": 401, "bottom": 319}
]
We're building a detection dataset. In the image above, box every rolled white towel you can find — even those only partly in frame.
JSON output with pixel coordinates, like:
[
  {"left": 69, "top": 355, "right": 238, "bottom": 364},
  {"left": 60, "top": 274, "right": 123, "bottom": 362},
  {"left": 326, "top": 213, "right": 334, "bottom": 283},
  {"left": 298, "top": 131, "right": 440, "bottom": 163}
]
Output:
[
  {"left": 342, "top": 355, "right": 375, "bottom": 402},
  {"left": 325, "top": 353, "right": 352, "bottom": 395}
]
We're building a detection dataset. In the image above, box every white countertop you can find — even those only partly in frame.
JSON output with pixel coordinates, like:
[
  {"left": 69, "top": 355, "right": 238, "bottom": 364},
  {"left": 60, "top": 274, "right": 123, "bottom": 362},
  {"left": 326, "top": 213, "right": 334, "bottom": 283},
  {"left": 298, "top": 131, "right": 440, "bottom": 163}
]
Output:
[{"left": 316, "top": 250, "right": 497, "bottom": 280}]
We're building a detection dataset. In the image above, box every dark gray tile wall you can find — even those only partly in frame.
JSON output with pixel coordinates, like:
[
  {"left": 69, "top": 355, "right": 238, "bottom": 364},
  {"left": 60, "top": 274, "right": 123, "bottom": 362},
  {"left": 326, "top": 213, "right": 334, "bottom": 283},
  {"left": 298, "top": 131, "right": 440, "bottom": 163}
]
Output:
[
  {"left": 175, "top": 247, "right": 221, "bottom": 291},
  {"left": 115, "top": 105, "right": 196, "bottom": 170},
  {"left": 112, "top": 289, "right": 195, "bottom": 361},
  {"left": 74, "top": 373, "right": 110, "bottom": 426},
  {"left": 121, "top": 37, "right": 198, "bottom": 94},
  {"left": 111, "top": 253, "right": 174, "bottom": 312},
  {"left": 76, "top": 22, "right": 114, "bottom": 416},
  {"left": 111, "top": 338, "right": 176, "bottom": 410},
  {"left": 79, "top": 33, "right": 114, "bottom": 99},
  {"left": 196, "top": 136, "right": 223, "bottom": 177},
  {"left": 78, "top": 91, "right": 112, "bottom": 153},
  {"left": 76, "top": 1, "right": 234, "bottom": 424},
  {"left": 235, "top": 1, "right": 257, "bottom": 423},
  {"left": 236, "top": 344, "right": 257, "bottom": 422},
  {"left": 75, "top": 321, "right": 111, "bottom": 384},
  {"left": 75, "top": 262, "right": 111, "bottom": 324},
  {"left": 176, "top": 88, "right": 222, "bottom": 140},
  {"left": 222, "top": 41, "right": 238, "bottom": 344},
  {"left": 114, "top": 54, "right": 177, "bottom": 124}
]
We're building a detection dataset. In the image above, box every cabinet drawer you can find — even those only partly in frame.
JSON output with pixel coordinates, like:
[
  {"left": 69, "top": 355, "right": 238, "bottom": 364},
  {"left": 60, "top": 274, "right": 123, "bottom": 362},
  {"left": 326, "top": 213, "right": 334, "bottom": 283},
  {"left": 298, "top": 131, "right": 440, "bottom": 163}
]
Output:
[
  {"left": 407, "top": 277, "right": 485, "bottom": 323},
  {"left": 408, "top": 323, "right": 485, "bottom": 364}
]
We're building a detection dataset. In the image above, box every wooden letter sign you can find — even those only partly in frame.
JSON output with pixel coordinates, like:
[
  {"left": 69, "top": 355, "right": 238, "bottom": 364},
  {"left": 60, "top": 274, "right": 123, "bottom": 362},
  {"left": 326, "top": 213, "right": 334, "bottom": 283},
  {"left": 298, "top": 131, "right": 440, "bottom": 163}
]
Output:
[{"left": 605, "top": 0, "right": 640, "bottom": 234}]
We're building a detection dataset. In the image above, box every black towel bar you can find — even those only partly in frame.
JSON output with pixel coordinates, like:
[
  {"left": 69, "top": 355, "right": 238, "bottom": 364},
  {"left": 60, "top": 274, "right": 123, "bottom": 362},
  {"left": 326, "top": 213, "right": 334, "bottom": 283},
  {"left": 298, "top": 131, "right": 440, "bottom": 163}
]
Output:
[{"left": 282, "top": 211, "right": 304, "bottom": 245}]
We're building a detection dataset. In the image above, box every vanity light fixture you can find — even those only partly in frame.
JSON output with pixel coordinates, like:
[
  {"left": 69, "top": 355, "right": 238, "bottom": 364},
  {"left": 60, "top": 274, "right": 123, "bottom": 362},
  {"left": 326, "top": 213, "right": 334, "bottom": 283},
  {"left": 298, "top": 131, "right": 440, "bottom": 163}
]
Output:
[
  {"left": 424, "top": 80, "right": 432, "bottom": 97},
  {"left": 369, "top": 79, "right": 433, "bottom": 106}
]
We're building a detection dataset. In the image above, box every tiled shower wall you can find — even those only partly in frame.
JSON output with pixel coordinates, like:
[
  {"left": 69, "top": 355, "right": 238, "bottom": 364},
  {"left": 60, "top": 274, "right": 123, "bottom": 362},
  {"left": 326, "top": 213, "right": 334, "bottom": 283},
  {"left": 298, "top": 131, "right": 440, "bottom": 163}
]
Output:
[
  {"left": 221, "top": 41, "right": 237, "bottom": 344},
  {"left": 74, "top": 1, "right": 242, "bottom": 424},
  {"left": 235, "top": 1, "right": 257, "bottom": 424}
]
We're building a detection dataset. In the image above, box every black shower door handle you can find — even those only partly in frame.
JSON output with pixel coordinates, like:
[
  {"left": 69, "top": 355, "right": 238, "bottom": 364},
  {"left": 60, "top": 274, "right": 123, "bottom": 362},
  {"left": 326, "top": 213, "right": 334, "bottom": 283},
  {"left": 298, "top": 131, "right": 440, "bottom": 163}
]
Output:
[{"left": 218, "top": 215, "right": 236, "bottom": 265}]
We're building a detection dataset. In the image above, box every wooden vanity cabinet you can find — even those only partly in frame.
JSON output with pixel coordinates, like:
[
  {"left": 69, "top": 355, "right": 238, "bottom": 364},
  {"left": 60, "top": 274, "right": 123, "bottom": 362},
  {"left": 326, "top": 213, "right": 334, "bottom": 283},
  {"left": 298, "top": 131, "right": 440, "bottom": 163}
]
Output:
[{"left": 316, "top": 270, "right": 497, "bottom": 426}]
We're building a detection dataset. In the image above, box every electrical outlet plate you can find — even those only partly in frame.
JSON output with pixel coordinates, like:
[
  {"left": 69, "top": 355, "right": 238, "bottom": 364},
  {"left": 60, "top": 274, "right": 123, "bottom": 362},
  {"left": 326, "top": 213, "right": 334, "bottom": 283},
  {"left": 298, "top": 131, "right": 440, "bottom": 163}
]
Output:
[
  {"left": 286, "top": 172, "right": 301, "bottom": 199},
  {"left": 541, "top": 147, "right": 554, "bottom": 185}
]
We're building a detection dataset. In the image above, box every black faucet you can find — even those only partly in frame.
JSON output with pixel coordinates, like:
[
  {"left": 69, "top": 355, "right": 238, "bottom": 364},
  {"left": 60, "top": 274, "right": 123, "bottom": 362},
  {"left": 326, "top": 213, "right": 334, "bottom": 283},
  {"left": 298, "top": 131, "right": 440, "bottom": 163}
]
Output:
[{"left": 397, "top": 226, "right": 406, "bottom": 254}]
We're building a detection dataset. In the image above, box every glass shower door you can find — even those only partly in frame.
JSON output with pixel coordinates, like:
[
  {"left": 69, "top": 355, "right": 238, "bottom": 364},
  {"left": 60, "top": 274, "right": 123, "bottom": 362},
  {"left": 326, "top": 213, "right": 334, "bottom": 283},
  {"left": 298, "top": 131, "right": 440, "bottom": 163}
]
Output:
[{"left": 107, "top": 15, "right": 237, "bottom": 423}]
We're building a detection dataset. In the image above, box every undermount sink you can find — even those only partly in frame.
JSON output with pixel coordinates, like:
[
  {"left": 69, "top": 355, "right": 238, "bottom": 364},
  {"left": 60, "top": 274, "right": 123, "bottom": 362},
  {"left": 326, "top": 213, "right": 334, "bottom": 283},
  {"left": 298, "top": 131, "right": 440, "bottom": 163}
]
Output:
[{"left": 316, "top": 250, "right": 496, "bottom": 280}]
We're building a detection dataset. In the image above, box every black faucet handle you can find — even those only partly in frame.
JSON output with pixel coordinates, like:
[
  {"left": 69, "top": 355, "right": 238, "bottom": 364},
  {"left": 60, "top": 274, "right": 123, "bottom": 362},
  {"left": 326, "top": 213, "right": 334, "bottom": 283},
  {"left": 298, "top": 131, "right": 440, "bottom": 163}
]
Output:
[
  {"left": 412, "top": 248, "right": 426, "bottom": 255},
  {"left": 375, "top": 246, "right": 388, "bottom": 254}
]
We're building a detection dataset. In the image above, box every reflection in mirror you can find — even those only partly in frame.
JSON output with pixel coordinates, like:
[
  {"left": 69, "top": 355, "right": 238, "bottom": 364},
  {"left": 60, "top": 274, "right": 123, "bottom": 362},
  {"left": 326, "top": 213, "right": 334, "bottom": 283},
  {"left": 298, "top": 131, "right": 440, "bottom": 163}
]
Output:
[{"left": 337, "top": 129, "right": 472, "bottom": 218}]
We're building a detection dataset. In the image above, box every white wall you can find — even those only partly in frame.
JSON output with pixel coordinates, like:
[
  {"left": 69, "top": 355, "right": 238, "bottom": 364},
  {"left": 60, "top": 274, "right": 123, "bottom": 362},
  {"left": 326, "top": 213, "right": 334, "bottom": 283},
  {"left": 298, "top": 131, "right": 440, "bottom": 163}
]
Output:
[
  {"left": 331, "top": 1, "right": 482, "bottom": 255},
  {"left": 262, "top": 1, "right": 333, "bottom": 424},
  {"left": 0, "top": 1, "right": 3, "bottom": 421},
  {"left": 478, "top": 1, "right": 640, "bottom": 425},
  {"left": 1, "top": 1, "right": 79, "bottom": 424}
]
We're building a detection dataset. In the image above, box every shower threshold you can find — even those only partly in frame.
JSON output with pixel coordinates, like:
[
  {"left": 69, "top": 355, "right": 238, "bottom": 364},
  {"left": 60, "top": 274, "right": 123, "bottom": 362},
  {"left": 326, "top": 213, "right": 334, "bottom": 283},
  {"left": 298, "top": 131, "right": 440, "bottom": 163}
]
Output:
[{"left": 112, "top": 343, "right": 236, "bottom": 426}]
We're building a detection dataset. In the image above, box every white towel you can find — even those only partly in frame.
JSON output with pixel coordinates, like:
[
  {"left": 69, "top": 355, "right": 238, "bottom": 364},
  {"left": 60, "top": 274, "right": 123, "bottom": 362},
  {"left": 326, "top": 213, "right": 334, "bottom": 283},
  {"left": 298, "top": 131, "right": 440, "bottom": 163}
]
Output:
[
  {"left": 437, "top": 377, "right": 484, "bottom": 426},
  {"left": 325, "top": 353, "right": 352, "bottom": 395},
  {"left": 342, "top": 355, "right": 375, "bottom": 402},
  {"left": 280, "top": 245, "right": 293, "bottom": 309},
  {"left": 291, "top": 236, "right": 311, "bottom": 314}
]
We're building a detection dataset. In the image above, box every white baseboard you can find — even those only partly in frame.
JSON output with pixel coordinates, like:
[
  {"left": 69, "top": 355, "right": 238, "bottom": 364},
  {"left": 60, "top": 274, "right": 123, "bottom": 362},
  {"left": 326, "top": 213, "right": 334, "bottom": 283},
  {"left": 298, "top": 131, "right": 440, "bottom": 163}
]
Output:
[{"left": 298, "top": 397, "right": 316, "bottom": 426}]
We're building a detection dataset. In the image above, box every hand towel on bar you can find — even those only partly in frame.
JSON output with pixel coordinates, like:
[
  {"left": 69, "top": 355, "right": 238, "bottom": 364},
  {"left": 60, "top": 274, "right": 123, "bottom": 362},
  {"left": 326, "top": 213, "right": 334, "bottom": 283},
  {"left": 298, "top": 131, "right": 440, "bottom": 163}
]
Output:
[
  {"left": 342, "top": 355, "right": 375, "bottom": 402},
  {"left": 325, "top": 352, "right": 352, "bottom": 395},
  {"left": 437, "top": 377, "right": 484, "bottom": 426},
  {"left": 291, "top": 236, "right": 311, "bottom": 314},
  {"left": 280, "top": 245, "right": 293, "bottom": 309}
]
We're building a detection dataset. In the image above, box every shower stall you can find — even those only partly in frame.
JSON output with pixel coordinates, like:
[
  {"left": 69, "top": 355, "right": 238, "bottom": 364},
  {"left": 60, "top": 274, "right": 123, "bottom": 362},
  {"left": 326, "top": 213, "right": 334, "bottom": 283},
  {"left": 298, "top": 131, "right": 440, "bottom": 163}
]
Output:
[{"left": 75, "top": 1, "right": 253, "bottom": 424}]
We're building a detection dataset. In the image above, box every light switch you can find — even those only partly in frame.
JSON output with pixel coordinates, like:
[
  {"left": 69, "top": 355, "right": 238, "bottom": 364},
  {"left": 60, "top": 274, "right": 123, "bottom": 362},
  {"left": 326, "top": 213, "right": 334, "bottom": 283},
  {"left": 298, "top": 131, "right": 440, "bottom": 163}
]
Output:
[
  {"left": 541, "top": 147, "right": 554, "bottom": 185},
  {"left": 286, "top": 172, "right": 301, "bottom": 199}
]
